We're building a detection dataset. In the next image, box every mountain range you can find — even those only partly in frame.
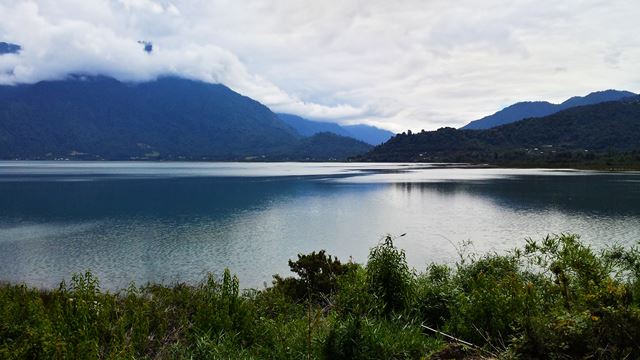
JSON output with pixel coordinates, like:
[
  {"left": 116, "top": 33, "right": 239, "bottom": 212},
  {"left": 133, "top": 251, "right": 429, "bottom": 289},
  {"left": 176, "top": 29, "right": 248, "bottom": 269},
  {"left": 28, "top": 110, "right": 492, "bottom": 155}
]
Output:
[
  {"left": 277, "top": 113, "right": 394, "bottom": 145},
  {"left": 461, "top": 90, "right": 637, "bottom": 130},
  {"left": 359, "top": 96, "right": 640, "bottom": 165},
  {"left": 0, "top": 76, "right": 371, "bottom": 161},
  {"left": 1, "top": 73, "right": 637, "bottom": 166}
]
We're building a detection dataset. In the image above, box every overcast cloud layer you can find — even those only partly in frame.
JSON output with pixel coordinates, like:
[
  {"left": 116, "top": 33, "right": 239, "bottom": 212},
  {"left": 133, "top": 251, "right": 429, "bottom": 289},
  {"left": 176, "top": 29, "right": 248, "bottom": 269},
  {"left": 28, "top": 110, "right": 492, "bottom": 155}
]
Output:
[{"left": 1, "top": 0, "right": 639, "bottom": 132}]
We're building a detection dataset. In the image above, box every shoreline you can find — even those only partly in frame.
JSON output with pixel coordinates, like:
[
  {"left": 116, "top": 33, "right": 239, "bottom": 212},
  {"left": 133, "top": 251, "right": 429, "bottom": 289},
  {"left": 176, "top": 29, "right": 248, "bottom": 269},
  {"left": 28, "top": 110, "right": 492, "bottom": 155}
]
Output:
[
  {"left": 2, "top": 234, "right": 638, "bottom": 358},
  {"left": 2, "top": 158, "right": 639, "bottom": 171}
]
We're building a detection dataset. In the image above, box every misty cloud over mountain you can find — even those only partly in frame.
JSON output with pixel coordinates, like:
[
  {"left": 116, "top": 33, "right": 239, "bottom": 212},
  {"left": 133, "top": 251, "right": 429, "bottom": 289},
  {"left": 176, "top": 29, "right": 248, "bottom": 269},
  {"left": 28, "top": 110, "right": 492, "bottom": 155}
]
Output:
[{"left": 0, "top": 1, "right": 638, "bottom": 132}]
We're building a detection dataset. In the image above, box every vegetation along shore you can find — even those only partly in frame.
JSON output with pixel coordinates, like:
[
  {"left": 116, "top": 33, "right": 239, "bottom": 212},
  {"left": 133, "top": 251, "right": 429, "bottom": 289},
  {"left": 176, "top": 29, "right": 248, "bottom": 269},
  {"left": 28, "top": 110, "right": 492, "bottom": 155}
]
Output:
[{"left": 1, "top": 234, "right": 639, "bottom": 359}]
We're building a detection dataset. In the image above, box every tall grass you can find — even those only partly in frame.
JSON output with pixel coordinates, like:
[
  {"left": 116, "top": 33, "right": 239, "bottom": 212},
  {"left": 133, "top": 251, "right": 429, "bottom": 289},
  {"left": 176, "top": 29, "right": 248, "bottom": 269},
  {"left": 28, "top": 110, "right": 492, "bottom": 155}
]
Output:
[{"left": 1, "top": 234, "right": 639, "bottom": 359}]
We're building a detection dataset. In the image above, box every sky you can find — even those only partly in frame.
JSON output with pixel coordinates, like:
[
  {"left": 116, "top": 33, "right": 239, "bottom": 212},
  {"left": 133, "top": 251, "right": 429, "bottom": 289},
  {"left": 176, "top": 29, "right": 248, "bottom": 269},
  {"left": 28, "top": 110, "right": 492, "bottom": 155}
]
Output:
[{"left": 1, "top": 0, "right": 639, "bottom": 132}]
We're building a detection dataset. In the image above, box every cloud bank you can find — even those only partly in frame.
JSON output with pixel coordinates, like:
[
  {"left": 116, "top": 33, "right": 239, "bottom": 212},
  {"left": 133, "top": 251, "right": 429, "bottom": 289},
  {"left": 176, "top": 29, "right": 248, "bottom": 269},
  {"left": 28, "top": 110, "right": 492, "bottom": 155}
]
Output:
[{"left": 1, "top": 0, "right": 639, "bottom": 132}]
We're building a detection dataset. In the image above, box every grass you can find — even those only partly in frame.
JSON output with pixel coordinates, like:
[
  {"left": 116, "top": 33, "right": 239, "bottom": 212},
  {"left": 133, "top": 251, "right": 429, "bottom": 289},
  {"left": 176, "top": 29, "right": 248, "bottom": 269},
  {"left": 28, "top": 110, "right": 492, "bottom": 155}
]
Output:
[{"left": 1, "top": 234, "right": 639, "bottom": 359}]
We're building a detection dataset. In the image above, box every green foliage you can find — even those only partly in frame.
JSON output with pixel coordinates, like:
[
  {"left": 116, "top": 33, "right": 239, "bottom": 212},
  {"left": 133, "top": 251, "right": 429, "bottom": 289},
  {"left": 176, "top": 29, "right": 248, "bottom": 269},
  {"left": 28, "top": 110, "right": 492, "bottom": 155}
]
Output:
[
  {"left": 414, "top": 264, "right": 454, "bottom": 328},
  {"left": 446, "top": 254, "right": 529, "bottom": 346},
  {"left": 191, "top": 269, "right": 252, "bottom": 338},
  {"left": 509, "top": 235, "right": 640, "bottom": 358},
  {"left": 357, "top": 96, "right": 640, "bottom": 169},
  {"left": 273, "top": 250, "right": 357, "bottom": 303},
  {"left": 333, "top": 265, "right": 381, "bottom": 317},
  {"left": 366, "top": 235, "right": 415, "bottom": 315},
  {"left": 603, "top": 243, "right": 640, "bottom": 302},
  {"left": 323, "top": 315, "right": 439, "bottom": 360},
  {"left": 1, "top": 234, "right": 639, "bottom": 359}
]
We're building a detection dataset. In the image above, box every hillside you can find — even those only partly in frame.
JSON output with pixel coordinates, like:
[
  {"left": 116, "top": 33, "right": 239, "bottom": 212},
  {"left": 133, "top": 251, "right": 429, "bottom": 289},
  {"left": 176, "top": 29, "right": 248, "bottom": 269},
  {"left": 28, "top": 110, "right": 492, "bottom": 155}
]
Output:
[
  {"left": 277, "top": 113, "right": 394, "bottom": 145},
  {"left": 279, "top": 132, "right": 372, "bottom": 160},
  {"left": 0, "top": 76, "right": 371, "bottom": 161},
  {"left": 358, "top": 97, "right": 640, "bottom": 165},
  {"left": 342, "top": 124, "right": 394, "bottom": 145},
  {"left": 277, "top": 113, "right": 352, "bottom": 137},
  {"left": 462, "top": 90, "right": 637, "bottom": 130}
]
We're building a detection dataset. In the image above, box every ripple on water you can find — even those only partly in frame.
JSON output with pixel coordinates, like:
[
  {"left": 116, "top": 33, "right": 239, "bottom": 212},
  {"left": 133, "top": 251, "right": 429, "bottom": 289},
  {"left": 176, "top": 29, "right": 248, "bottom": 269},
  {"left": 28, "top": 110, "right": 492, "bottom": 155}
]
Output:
[{"left": 1, "top": 163, "right": 639, "bottom": 289}]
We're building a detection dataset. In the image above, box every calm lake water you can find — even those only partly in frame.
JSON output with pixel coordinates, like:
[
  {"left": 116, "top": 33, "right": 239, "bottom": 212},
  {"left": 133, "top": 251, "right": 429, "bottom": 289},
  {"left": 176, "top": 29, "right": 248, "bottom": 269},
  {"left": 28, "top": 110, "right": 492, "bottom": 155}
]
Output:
[{"left": 1, "top": 161, "right": 639, "bottom": 290}]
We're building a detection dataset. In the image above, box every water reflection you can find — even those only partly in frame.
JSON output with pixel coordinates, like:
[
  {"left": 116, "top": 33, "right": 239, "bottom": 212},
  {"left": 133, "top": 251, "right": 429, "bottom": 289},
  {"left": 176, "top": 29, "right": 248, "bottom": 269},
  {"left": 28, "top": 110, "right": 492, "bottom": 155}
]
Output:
[
  {"left": 0, "top": 177, "right": 315, "bottom": 221},
  {"left": 392, "top": 174, "right": 640, "bottom": 216},
  {"left": 1, "top": 163, "right": 639, "bottom": 290}
]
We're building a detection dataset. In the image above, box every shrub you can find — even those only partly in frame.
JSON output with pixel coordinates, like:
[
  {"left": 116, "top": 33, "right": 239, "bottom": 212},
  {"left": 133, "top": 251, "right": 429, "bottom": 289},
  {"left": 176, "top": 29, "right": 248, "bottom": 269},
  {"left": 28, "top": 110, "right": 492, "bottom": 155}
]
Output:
[
  {"left": 273, "top": 250, "right": 356, "bottom": 303},
  {"left": 414, "top": 264, "right": 454, "bottom": 328},
  {"left": 509, "top": 235, "right": 640, "bottom": 358},
  {"left": 333, "top": 265, "right": 381, "bottom": 318},
  {"left": 323, "top": 315, "right": 438, "bottom": 359},
  {"left": 446, "top": 254, "right": 529, "bottom": 346},
  {"left": 191, "top": 269, "right": 253, "bottom": 341},
  {"left": 2, "top": 234, "right": 639, "bottom": 359},
  {"left": 366, "top": 235, "right": 415, "bottom": 315}
]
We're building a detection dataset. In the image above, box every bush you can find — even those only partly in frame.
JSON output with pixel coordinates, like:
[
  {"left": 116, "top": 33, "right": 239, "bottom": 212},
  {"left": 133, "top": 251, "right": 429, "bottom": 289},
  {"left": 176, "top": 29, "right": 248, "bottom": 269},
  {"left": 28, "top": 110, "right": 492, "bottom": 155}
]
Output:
[
  {"left": 446, "top": 254, "right": 529, "bottom": 346},
  {"left": 366, "top": 235, "right": 415, "bottom": 315},
  {"left": 323, "top": 315, "right": 438, "bottom": 360},
  {"left": 414, "top": 264, "right": 454, "bottom": 328},
  {"left": 333, "top": 265, "right": 381, "bottom": 317},
  {"left": 2, "top": 234, "right": 639, "bottom": 359},
  {"left": 508, "top": 235, "right": 640, "bottom": 358},
  {"left": 273, "top": 250, "right": 357, "bottom": 303},
  {"left": 191, "top": 269, "right": 252, "bottom": 339}
]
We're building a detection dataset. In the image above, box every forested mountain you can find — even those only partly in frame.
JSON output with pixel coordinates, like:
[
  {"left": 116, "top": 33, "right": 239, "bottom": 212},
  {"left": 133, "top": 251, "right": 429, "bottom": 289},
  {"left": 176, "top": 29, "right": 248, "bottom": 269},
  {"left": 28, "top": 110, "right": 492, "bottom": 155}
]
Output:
[
  {"left": 277, "top": 113, "right": 393, "bottom": 145},
  {"left": 277, "top": 132, "right": 372, "bottom": 160},
  {"left": 0, "top": 76, "right": 371, "bottom": 161},
  {"left": 358, "top": 96, "right": 640, "bottom": 165},
  {"left": 461, "top": 90, "right": 637, "bottom": 130}
]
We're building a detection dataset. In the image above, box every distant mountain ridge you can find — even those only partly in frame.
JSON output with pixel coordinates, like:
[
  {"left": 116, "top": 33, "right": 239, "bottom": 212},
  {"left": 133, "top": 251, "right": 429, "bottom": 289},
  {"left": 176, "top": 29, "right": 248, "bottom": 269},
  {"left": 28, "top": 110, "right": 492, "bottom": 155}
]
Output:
[
  {"left": 0, "top": 76, "right": 371, "bottom": 161},
  {"left": 0, "top": 42, "right": 21, "bottom": 55},
  {"left": 461, "top": 90, "right": 637, "bottom": 130},
  {"left": 359, "top": 95, "right": 640, "bottom": 164},
  {"left": 282, "top": 132, "right": 372, "bottom": 160},
  {"left": 277, "top": 113, "right": 394, "bottom": 145}
]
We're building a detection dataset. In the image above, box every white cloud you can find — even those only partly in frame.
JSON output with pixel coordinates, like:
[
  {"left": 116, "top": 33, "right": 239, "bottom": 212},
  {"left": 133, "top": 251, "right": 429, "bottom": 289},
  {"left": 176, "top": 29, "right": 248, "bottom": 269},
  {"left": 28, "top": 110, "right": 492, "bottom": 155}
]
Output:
[{"left": 0, "top": 0, "right": 639, "bottom": 132}]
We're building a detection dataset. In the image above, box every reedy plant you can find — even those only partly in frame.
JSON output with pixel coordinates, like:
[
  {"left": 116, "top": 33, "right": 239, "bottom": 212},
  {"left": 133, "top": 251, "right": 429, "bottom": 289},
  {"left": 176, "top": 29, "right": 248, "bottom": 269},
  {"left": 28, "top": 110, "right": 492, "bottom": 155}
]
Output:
[{"left": 366, "top": 235, "right": 415, "bottom": 315}]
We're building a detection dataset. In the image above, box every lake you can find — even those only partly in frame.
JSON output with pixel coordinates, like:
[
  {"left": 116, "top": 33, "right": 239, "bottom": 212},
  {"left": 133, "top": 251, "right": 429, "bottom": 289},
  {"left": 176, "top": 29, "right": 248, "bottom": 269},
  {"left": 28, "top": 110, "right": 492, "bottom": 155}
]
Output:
[{"left": 1, "top": 161, "right": 639, "bottom": 290}]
